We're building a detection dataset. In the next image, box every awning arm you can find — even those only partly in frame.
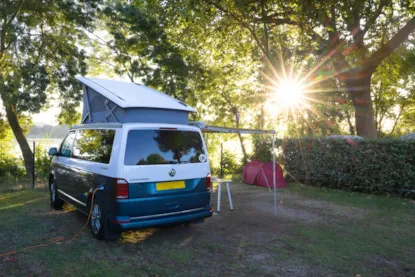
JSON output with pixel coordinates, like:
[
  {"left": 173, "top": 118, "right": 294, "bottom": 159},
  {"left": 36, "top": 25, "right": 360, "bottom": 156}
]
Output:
[{"left": 189, "top": 122, "right": 275, "bottom": 135}]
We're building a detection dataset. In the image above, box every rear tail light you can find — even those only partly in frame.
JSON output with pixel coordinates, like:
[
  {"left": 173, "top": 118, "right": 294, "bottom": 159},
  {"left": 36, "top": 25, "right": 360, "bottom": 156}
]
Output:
[
  {"left": 115, "top": 178, "right": 129, "bottom": 199},
  {"left": 206, "top": 173, "right": 211, "bottom": 191}
]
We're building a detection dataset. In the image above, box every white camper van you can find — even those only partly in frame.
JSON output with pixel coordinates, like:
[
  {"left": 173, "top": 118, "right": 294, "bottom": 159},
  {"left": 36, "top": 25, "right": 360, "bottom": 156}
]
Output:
[{"left": 48, "top": 77, "right": 212, "bottom": 240}]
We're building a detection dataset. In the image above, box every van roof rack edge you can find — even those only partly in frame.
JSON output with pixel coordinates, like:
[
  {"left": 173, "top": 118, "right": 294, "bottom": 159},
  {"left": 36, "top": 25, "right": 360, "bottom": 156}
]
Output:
[{"left": 71, "top": 123, "right": 123, "bottom": 129}]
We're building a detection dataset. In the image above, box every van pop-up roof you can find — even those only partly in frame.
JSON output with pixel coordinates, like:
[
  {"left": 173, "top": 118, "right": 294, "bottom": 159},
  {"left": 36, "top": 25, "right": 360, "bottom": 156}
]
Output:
[{"left": 76, "top": 76, "right": 196, "bottom": 124}]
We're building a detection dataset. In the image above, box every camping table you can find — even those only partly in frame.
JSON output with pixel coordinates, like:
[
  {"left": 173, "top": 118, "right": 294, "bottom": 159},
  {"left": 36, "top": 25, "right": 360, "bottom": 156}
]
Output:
[{"left": 211, "top": 177, "right": 234, "bottom": 213}]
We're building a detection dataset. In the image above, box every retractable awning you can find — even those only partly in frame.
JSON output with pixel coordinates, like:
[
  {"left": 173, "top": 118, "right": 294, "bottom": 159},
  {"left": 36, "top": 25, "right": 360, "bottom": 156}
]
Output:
[
  {"left": 189, "top": 121, "right": 278, "bottom": 216},
  {"left": 201, "top": 125, "right": 275, "bottom": 135},
  {"left": 189, "top": 122, "right": 275, "bottom": 135}
]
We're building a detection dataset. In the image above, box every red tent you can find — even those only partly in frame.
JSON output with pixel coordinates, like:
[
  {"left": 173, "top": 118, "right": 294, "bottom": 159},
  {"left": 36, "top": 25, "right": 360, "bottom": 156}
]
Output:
[{"left": 243, "top": 160, "right": 287, "bottom": 189}]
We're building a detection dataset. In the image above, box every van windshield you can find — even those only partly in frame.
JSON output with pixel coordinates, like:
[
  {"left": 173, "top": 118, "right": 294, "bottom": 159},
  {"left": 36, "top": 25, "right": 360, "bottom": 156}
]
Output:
[{"left": 124, "top": 130, "right": 206, "bottom": 165}]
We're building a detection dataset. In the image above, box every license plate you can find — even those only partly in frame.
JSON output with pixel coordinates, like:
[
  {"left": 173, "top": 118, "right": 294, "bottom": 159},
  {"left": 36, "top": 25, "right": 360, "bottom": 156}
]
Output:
[{"left": 156, "top": 181, "right": 185, "bottom": 191}]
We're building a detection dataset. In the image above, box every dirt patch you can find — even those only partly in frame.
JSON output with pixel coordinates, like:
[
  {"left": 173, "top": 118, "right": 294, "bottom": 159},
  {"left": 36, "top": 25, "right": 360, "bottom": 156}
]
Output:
[
  {"left": 250, "top": 200, "right": 322, "bottom": 223},
  {"left": 364, "top": 255, "right": 414, "bottom": 277},
  {"left": 225, "top": 186, "right": 368, "bottom": 226},
  {"left": 294, "top": 199, "right": 369, "bottom": 219}
]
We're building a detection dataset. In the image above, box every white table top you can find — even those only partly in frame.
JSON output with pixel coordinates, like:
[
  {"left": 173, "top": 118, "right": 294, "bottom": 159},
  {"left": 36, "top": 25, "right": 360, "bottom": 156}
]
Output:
[{"left": 211, "top": 177, "right": 232, "bottom": 183}]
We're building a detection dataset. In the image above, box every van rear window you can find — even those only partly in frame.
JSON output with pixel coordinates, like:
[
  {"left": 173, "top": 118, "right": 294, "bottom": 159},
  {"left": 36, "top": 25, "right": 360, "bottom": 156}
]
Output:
[{"left": 124, "top": 130, "right": 206, "bottom": 165}]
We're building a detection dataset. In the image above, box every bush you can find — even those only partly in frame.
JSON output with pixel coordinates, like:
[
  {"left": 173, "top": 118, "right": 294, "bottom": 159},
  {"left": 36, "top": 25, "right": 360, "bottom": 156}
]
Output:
[
  {"left": 35, "top": 144, "right": 52, "bottom": 180},
  {"left": 211, "top": 150, "right": 242, "bottom": 178},
  {"left": 0, "top": 156, "right": 26, "bottom": 178},
  {"left": 251, "top": 136, "right": 283, "bottom": 162},
  {"left": 281, "top": 138, "right": 415, "bottom": 198}
]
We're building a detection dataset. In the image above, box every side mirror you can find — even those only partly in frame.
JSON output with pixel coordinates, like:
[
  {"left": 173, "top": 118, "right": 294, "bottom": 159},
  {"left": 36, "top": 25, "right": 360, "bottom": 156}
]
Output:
[{"left": 48, "top": 147, "right": 58, "bottom": 156}]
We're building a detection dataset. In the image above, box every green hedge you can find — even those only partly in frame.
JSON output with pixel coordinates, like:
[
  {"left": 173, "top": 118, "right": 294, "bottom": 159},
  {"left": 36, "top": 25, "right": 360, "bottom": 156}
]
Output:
[{"left": 280, "top": 138, "right": 415, "bottom": 198}]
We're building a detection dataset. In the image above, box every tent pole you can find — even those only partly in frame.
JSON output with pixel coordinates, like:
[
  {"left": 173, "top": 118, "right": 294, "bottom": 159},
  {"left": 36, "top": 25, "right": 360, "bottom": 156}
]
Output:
[
  {"left": 220, "top": 143, "right": 223, "bottom": 178},
  {"left": 272, "top": 133, "right": 277, "bottom": 216}
]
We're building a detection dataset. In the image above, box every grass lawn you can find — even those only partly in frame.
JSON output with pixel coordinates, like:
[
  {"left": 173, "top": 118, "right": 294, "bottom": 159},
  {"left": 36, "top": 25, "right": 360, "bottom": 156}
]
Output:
[{"left": 0, "top": 183, "right": 414, "bottom": 276}]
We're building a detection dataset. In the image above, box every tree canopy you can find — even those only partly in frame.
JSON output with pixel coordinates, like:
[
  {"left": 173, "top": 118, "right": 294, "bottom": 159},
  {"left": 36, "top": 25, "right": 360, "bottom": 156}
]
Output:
[
  {"left": 95, "top": 0, "right": 415, "bottom": 140},
  {"left": 0, "top": 0, "right": 100, "bottom": 175},
  {"left": 1, "top": 0, "right": 415, "bottom": 177}
]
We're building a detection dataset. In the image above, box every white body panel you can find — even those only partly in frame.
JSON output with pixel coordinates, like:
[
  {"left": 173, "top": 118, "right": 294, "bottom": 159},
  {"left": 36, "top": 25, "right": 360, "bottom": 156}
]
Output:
[
  {"left": 58, "top": 123, "right": 210, "bottom": 181},
  {"left": 115, "top": 123, "right": 210, "bottom": 183}
]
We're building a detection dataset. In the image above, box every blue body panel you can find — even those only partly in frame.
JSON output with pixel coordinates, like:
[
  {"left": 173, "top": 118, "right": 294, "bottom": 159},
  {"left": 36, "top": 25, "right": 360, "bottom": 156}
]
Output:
[
  {"left": 117, "top": 191, "right": 210, "bottom": 217},
  {"left": 115, "top": 178, "right": 209, "bottom": 215},
  {"left": 111, "top": 207, "right": 212, "bottom": 231},
  {"left": 108, "top": 178, "right": 212, "bottom": 230}
]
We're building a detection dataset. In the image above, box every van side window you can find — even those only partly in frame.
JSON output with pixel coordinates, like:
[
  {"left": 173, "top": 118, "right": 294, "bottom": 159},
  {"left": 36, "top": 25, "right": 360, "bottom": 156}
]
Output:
[
  {"left": 59, "top": 131, "right": 76, "bottom": 157},
  {"left": 72, "top": 129, "right": 115, "bottom": 164}
]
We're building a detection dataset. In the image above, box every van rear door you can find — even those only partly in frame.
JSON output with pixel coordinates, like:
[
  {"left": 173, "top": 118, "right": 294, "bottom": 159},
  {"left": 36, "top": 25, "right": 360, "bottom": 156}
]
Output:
[{"left": 119, "top": 128, "right": 210, "bottom": 217}]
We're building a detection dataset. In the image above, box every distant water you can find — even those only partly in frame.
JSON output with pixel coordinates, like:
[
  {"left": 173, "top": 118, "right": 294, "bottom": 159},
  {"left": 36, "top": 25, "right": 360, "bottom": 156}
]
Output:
[{"left": 3, "top": 138, "right": 63, "bottom": 157}]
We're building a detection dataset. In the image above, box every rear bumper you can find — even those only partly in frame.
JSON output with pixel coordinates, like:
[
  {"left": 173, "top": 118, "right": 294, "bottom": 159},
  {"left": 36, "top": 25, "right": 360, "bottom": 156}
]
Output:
[{"left": 109, "top": 206, "right": 213, "bottom": 231}]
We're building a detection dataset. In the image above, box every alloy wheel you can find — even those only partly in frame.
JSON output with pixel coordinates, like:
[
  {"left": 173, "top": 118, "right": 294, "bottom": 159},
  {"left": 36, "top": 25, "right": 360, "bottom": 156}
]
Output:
[
  {"left": 50, "top": 182, "right": 56, "bottom": 202},
  {"left": 91, "top": 203, "right": 102, "bottom": 235}
]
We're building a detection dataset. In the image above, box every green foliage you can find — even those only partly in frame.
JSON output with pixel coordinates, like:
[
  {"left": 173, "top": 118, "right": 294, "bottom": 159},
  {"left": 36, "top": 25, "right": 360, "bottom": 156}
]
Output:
[
  {"left": 210, "top": 149, "right": 242, "bottom": 178},
  {"left": 372, "top": 49, "right": 415, "bottom": 137},
  {"left": 221, "top": 150, "right": 243, "bottom": 178},
  {"left": 0, "top": 142, "right": 26, "bottom": 190},
  {"left": 92, "top": 0, "right": 415, "bottom": 143},
  {"left": 0, "top": 0, "right": 99, "bottom": 115},
  {"left": 251, "top": 136, "right": 278, "bottom": 162},
  {"left": 281, "top": 138, "right": 415, "bottom": 198},
  {"left": 96, "top": 1, "right": 261, "bottom": 157},
  {"left": 57, "top": 109, "right": 81, "bottom": 127},
  {"left": 0, "top": 155, "right": 25, "bottom": 179},
  {"left": 0, "top": 115, "right": 11, "bottom": 139},
  {"left": 0, "top": 141, "right": 52, "bottom": 184},
  {"left": 0, "top": 0, "right": 100, "bottom": 175},
  {"left": 98, "top": 1, "right": 202, "bottom": 103},
  {"left": 34, "top": 144, "right": 52, "bottom": 180},
  {"left": 187, "top": 0, "right": 415, "bottom": 138}
]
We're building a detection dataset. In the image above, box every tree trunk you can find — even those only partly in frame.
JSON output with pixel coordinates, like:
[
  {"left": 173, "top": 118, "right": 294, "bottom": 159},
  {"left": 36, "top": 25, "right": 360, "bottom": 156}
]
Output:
[
  {"left": 345, "top": 109, "right": 355, "bottom": 135},
  {"left": 389, "top": 104, "right": 405, "bottom": 137},
  {"left": 347, "top": 74, "right": 377, "bottom": 139},
  {"left": 237, "top": 132, "right": 248, "bottom": 163},
  {"left": 232, "top": 107, "right": 248, "bottom": 163},
  {"left": 4, "top": 103, "right": 33, "bottom": 178}
]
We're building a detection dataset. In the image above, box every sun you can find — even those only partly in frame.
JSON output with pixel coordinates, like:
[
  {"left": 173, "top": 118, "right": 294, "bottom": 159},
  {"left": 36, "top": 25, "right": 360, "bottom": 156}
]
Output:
[{"left": 274, "top": 79, "right": 305, "bottom": 107}]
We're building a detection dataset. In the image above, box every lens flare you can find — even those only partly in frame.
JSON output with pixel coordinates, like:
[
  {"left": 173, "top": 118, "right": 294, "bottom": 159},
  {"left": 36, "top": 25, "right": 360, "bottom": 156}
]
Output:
[{"left": 275, "top": 80, "right": 305, "bottom": 107}]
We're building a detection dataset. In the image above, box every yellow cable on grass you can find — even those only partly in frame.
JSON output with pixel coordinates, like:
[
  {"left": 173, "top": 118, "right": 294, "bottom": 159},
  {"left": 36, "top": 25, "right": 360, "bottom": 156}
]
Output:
[{"left": 0, "top": 187, "right": 99, "bottom": 258}]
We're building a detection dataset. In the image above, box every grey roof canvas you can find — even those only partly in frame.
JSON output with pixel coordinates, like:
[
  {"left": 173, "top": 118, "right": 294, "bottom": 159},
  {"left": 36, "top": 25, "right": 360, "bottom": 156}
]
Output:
[{"left": 76, "top": 76, "right": 194, "bottom": 124}]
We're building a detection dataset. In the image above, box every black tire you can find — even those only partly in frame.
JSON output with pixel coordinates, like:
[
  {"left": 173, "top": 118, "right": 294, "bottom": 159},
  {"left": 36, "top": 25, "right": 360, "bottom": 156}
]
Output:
[
  {"left": 49, "top": 179, "right": 64, "bottom": 210},
  {"left": 89, "top": 197, "right": 121, "bottom": 240}
]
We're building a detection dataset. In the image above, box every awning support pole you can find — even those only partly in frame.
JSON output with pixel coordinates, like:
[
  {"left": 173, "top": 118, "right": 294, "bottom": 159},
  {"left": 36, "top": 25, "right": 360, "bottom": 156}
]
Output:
[{"left": 272, "top": 133, "right": 277, "bottom": 216}]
